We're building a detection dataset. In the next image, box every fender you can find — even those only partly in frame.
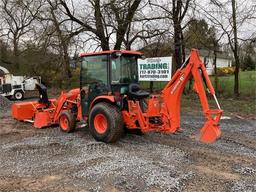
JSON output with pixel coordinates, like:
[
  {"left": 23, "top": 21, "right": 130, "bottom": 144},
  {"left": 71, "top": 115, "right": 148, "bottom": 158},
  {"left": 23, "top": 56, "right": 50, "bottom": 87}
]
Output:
[{"left": 90, "top": 95, "right": 116, "bottom": 109}]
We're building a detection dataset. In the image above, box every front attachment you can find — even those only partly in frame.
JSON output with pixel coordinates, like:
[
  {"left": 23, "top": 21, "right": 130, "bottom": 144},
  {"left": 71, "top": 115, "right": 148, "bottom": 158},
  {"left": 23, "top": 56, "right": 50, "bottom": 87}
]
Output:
[{"left": 199, "top": 109, "right": 223, "bottom": 143}]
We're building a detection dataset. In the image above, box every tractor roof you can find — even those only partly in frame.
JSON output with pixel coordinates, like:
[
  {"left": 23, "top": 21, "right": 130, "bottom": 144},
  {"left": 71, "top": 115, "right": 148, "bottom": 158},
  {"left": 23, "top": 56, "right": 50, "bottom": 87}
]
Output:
[{"left": 80, "top": 50, "right": 143, "bottom": 57}]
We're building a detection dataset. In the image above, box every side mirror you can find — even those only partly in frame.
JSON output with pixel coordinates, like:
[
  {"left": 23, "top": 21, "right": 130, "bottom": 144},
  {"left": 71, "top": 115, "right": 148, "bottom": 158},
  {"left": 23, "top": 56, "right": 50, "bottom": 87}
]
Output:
[{"left": 140, "top": 55, "right": 146, "bottom": 60}]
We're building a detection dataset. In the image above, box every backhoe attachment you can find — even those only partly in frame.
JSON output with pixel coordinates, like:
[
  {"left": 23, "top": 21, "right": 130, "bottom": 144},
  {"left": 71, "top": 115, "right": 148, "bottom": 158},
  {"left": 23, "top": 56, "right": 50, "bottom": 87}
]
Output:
[
  {"left": 124, "top": 49, "right": 223, "bottom": 143},
  {"left": 160, "top": 49, "right": 223, "bottom": 143}
]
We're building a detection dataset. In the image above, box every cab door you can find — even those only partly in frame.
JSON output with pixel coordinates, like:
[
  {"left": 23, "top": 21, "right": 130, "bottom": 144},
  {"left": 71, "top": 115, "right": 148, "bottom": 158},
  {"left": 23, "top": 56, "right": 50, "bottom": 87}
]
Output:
[{"left": 80, "top": 54, "right": 110, "bottom": 116}]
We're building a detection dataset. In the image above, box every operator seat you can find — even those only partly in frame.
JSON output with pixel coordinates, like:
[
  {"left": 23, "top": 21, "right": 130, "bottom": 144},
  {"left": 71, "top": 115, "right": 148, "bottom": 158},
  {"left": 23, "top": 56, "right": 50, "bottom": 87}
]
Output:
[{"left": 128, "top": 83, "right": 150, "bottom": 100}]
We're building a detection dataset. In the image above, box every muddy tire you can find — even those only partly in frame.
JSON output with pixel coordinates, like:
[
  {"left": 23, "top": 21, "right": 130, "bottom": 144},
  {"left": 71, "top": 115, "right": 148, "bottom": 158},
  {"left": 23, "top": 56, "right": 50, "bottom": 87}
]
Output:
[
  {"left": 14, "top": 91, "right": 24, "bottom": 100},
  {"left": 59, "top": 111, "right": 76, "bottom": 133},
  {"left": 89, "top": 102, "right": 124, "bottom": 143}
]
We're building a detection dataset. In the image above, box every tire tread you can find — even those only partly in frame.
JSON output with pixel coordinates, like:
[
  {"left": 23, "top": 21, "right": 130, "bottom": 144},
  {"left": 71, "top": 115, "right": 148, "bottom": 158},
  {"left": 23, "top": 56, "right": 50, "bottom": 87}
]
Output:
[{"left": 89, "top": 102, "right": 124, "bottom": 143}]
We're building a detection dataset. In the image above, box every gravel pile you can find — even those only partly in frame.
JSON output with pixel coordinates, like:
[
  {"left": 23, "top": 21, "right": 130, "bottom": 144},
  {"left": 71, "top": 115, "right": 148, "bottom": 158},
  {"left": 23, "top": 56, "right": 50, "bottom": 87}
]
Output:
[{"left": 0, "top": 95, "right": 12, "bottom": 112}]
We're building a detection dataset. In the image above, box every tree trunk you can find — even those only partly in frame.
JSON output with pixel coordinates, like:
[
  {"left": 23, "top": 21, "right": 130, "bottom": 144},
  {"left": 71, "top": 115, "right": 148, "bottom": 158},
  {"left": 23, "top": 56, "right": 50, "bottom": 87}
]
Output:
[
  {"left": 94, "top": 0, "right": 109, "bottom": 50},
  {"left": 213, "top": 49, "right": 218, "bottom": 95},
  {"left": 50, "top": 8, "right": 72, "bottom": 87},
  {"left": 181, "top": 29, "right": 186, "bottom": 63},
  {"left": 231, "top": 0, "right": 240, "bottom": 97},
  {"left": 100, "top": 38, "right": 110, "bottom": 50},
  {"left": 62, "top": 42, "right": 72, "bottom": 78},
  {"left": 13, "top": 36, "right": 19, "bottom": 71},
  {"left": 125, "top": 43, "right": 131, "bottom": 50},
  {"left": 113, "top": 0, "right": 141, "bottom": 50},
  {"left": 234, "top": 55, "right": 240, "bottom": 96},
  {"left": 114, "top": 30, "right": 125, "bottom": 50},
  {"left": 173, "top": 23, "right": 183, "bottom": 69}
]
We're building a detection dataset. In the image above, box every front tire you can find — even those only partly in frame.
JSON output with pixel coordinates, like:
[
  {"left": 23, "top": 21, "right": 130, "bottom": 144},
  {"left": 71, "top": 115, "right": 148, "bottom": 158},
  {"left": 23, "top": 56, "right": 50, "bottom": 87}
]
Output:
[
  {"left": 59, "top": 111, "right": 76, "bottom": 133},
  {"left": 14, "top": 91, "right": 24, "bottom": 100},
  {"left": 89, "top": 102, "right": 124, "bottom": 143}
]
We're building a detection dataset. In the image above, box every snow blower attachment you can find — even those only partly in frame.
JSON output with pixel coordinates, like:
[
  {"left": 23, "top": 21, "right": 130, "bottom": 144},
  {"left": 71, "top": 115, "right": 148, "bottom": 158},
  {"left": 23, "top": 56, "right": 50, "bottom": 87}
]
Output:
[
  {"left": 12, "top": 86, "right": 82, "bottom": 131},
  {"left": 12, "top": 49, "right": 223, "bottom": 143}
]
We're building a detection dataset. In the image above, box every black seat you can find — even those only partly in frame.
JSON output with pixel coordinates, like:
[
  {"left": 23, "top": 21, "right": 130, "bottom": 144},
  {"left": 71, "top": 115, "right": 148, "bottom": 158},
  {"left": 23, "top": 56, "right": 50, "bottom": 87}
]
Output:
[{"left": 128, "top": 83, "right": 150, "bottom": 100}]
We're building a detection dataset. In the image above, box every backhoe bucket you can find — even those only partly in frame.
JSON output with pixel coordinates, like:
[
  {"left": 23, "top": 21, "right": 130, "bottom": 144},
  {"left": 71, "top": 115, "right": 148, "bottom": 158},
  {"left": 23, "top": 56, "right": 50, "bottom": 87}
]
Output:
[
  {"left": 199, "top": 109, "right": 223, "bottom": 143},
  {"left": 200, "top": 120, "right": 221, "bottom": 143}
]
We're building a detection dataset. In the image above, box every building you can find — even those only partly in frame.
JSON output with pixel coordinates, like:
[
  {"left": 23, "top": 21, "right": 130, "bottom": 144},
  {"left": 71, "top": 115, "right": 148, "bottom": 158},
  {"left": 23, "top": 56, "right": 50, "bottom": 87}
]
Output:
[
  {"left": 189, "top": 49, "right": 232, "bottom": 75},
  {"left": 0, "top": 66, "right": 10, "bottom": 85},
  {"left": 140, "top": 43, "right": 232, "bottom": 75}
]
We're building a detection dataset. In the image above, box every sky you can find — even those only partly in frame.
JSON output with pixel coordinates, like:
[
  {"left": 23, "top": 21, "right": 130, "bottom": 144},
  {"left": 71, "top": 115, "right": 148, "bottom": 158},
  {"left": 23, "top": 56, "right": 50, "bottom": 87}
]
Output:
[{"left": 70, "top": 0, "right": 256, "bottom": 54}]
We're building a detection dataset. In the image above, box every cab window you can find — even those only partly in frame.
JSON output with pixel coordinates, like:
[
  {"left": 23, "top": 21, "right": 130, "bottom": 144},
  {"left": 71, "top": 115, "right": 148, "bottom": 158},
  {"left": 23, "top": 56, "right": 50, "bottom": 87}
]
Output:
[
  {"left": 111, "top": 54, "right": 138, "bottom": 84},
  {"left": 80, "top": 55, "right": 108, "bottom": 86}
]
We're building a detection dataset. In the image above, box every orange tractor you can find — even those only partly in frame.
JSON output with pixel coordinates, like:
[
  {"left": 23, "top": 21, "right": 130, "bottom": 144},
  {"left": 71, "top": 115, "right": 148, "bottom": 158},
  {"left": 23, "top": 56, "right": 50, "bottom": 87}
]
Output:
[{"left": 12, "top": 49, "right": 223, "bottom": 143}]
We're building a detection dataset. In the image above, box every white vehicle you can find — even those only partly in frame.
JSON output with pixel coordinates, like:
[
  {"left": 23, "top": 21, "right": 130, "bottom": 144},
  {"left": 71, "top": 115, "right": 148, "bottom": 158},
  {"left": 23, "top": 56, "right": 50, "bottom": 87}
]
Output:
[{"left": 0, "top": 66, "right": 41, "bottom": 100}]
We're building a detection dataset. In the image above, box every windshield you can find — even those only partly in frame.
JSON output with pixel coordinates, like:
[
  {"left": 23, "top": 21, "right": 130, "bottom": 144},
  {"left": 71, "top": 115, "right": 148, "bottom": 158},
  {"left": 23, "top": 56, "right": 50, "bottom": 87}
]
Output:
[{"left": 111, "top": 54, "right": 138, "bottom": 84}]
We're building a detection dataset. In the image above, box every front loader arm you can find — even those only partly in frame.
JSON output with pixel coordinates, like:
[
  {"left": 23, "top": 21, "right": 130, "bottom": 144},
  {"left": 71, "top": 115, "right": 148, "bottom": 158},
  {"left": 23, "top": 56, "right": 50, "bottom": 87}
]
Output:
[{"left": 161, "top": 49, "right": 223, "bottom": 143}]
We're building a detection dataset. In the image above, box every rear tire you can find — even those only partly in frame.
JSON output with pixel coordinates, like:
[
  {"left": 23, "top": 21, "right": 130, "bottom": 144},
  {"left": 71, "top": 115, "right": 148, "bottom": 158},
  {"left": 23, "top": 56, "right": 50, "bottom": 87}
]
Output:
[
  {"left": 59, "top": 111, "right": 76, "bottom": 133},
  {"left": 14, "top": 91, "right": 24, "bottom": 100},
  {"left": 89, "top": 102, "right": 124, "bottom": 143}
]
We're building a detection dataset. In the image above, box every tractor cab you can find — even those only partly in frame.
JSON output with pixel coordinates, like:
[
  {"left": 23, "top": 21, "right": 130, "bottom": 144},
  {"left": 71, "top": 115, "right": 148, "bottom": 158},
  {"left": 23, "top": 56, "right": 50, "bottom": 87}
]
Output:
[{"left": 80, "top": 50, "right": 149, "bottom": 116}]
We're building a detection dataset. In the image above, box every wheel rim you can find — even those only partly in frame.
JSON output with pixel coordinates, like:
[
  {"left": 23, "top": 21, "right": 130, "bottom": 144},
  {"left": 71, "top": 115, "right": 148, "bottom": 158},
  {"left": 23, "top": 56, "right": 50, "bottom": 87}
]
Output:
[
  {"left": 60, "top": 115, "right": 69, "bottom": 130},
  {"left": 15, "top": 92, "right": 22, "bottom": 99},
  {"left": 94, "top": 113, "right": 107, "bottom": 134}
]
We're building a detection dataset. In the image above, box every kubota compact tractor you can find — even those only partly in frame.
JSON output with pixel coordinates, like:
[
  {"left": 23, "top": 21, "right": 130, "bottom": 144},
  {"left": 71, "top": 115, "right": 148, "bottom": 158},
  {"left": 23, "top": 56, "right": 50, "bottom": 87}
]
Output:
[{"left": 12, "top": 49, "right": 223, "bottom": 143}]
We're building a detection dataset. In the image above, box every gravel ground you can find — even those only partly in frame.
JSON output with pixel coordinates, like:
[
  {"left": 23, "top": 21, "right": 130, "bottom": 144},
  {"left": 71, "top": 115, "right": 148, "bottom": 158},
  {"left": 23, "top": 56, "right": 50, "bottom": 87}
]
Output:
[
  {"left": 0, "top": 95, "right": 11, "bottom": 111},
  {"left": 0, "top": 104, "right": 255, "bottom": 191}
]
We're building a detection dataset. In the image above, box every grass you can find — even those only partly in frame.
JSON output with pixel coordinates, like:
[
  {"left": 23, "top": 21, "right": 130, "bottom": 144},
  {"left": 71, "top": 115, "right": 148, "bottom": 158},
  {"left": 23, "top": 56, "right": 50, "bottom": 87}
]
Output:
[
  {"left": 139, "top": 71, "right": 256, "bottom": 98},
  {"left": 216, "top": 71, "right": 256, "bottom": 97},
  {"left": 181, "top": 94, "right": 256, "bottom": 119},
  {"left": 140, "top": 71, "right": 256, "bottom": 118}
]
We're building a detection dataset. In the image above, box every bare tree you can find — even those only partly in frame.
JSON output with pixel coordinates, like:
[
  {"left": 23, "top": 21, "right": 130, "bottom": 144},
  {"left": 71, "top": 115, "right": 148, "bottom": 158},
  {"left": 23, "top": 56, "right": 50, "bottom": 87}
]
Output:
[
  {"left": 0, "top": 0, "right": 43, "bottom": 70},
  {"left": 123, "top": 7, "right": 168, "bottom": 50},
  {"left": 150, "top": 0, "right": 193, "bottom": 70},
  {"left": 59, "top": 0, "right": 143, "bottom": 50},
  {"left": 197, "top": 0, "right": 256, "bottom": 96},
  {"left": 46, "top": 0, "right": 86, "bottom": 80},
  {"left": 230, "top": 0, "right": 240, "bottom": 96}
]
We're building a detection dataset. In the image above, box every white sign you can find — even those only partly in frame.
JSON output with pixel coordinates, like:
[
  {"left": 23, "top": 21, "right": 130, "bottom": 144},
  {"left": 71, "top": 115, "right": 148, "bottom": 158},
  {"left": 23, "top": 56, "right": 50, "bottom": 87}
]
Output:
[{"left": 138, "top": 56, "right": 172, "bottom": 81}]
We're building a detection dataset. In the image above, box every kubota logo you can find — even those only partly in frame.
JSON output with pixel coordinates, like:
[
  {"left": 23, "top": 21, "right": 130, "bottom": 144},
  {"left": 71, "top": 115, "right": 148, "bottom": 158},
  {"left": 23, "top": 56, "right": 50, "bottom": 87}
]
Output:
[{"left": 171, "top": 75, "right": 185, "bottom": 94}]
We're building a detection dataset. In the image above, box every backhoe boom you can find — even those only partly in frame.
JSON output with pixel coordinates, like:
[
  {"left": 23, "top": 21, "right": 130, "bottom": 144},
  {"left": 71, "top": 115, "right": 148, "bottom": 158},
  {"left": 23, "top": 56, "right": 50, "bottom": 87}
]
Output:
[{"left": 161, "top": 49, "right": 223, "bottom": 142}]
